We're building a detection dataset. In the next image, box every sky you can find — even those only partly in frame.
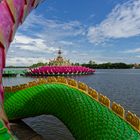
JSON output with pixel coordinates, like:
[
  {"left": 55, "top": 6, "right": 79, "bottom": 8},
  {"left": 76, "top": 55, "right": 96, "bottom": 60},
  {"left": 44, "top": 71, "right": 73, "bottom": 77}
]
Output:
[{"left": 6, "top": 0, "right": 140, "bottom": 66}]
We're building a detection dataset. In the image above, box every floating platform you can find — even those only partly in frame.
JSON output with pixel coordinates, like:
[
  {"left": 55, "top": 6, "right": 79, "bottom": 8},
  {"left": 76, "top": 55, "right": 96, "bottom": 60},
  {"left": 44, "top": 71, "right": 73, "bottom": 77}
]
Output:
[
  {"left": 25, "top": 66, "right": 95, "bottom": 77},
  {"left": 3, "top": 70, "right": 26, "bottom": 77}
]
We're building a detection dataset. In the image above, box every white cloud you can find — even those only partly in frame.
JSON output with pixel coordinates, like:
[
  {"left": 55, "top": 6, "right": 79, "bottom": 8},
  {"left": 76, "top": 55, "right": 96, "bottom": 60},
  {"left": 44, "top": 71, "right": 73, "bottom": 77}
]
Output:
[
  {"left": 6, "top": 57, "right": 49, "bottom": 66},
  {"left": 20, "top": 12, "right": 85, "bottom": 37},
  {"left": 88, "top": 0, "right": 140, "bottom": 44},
  {"left": 90, "top": 56, "right": 138, "bottom": 64},
  {"left": 124, "top": 48, "right": 140, "bottom": 53},
  {"left": 12, "top": 33, "right": 57, "bottom": 53},
  {"left": 7, "top": 3, "right": 140, "bottom": 66},
  {"left": 19, "top": 12, "right": 86, "bottom": 49},
  {"left": 72, "top": 51, "right": 88, "bottom": 56},
  {"left": 59, "top": 41, "right": 74, "bottom": 46},
  {"left": 6, "top": 11, "right": 87, "bottom": 66}
]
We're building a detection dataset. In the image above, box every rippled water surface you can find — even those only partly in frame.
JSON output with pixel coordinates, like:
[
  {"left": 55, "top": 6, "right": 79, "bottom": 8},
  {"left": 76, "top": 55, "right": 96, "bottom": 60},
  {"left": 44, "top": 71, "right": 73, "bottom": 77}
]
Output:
[{"left": 2, "top": 69, "right": 140, "bottom": 139}]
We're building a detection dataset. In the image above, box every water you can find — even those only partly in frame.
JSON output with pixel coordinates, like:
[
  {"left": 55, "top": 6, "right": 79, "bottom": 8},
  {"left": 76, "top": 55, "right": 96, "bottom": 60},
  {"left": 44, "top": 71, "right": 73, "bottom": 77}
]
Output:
[
  {"left": 74, "top": 69, "right": 140, "bottom": 117},
  {"left": 2, "top": 69, "right": 140, "bottom": 139}
]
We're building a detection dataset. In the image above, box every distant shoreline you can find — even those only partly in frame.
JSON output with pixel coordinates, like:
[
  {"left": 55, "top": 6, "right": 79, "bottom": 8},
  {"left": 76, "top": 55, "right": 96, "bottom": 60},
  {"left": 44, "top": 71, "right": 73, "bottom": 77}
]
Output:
[{"left": 5, "top": 62, "right": 140, "bottom": 69}]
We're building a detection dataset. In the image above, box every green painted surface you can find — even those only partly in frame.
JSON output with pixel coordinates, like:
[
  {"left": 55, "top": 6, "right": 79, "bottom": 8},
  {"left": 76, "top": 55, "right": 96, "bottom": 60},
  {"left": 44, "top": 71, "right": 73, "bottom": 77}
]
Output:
[
  {"left": 0, "top": 120, "right": 15, "bottom": 140},
  {"left": 4, "top": 83, "right": 140, "bottom": 140},
  {"left": 3, "top": 70, "right": 26, "bottom": 75}
]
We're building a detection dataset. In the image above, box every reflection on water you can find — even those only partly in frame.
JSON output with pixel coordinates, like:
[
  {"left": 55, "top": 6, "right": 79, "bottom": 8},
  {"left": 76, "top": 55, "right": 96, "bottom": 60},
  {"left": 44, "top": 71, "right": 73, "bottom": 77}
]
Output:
[{"left": 2, "top": 69, "right": 140, "bottom": 139}]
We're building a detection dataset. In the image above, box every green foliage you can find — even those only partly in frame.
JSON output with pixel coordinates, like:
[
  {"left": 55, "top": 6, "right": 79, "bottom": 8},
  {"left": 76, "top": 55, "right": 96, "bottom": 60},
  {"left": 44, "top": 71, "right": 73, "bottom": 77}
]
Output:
[
  {"left": 30, "top": 62, "right": 48, "bottom": 68},
  {"left": 74, "top": 63, "right": 80, "bottom": 66},
  {"left": 82, "top": 62, "right": 134, "bottom": 69}
]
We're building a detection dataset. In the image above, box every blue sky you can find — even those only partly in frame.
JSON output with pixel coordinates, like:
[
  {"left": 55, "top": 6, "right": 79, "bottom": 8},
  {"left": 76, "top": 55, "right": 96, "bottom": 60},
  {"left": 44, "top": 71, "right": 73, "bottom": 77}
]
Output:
[{"left": 7, "top": 0, "right": 140, "bottom": 66}]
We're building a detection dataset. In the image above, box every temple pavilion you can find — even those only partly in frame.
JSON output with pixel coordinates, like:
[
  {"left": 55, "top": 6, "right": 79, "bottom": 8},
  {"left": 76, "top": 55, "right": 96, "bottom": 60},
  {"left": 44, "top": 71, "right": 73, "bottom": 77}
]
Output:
[{"left": 49, "top": 48, "right": 71, "bottom": 66}]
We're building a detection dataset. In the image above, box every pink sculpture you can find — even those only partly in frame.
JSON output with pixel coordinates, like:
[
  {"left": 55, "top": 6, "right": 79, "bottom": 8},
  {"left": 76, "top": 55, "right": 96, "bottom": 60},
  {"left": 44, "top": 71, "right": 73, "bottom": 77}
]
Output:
[
  {"left": 26, "top": 66, "right": 95, "bottom": 76},
  {"left": 0, "top": 0, "right": 42, "bottom": 127},
  {"left": 0, "top": 1, "right": 14, "bottom": 49}
]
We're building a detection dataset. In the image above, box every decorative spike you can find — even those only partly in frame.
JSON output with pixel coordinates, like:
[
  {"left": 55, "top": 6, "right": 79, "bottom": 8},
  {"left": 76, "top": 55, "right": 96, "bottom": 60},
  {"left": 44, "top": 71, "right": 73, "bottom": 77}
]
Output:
[
  {"left": 21, "top": 0, "right": 30, "bottom": 23},
  {"left": 99, "top": 93, "right": 110, "bottom": 108},
  {"left": 5, "top": 0, "right": 25, "bottom": 24},
  {"left": 112, "top": 102, "right": 125, "bottom": 118},
  {"left": 12, "top": 85, "right": 20, "bottom": 92},
  {"left": 3, "top": 87, "right": 12, "bottom": 93},
  {"left": 31, "top": 0, "right": 36, "bottom": 6},
  {"left": 0, "top": 32, "right": 5, "bottom": 48},
  {"left": 56, "top": 77, "right": 67, "bottom": 84},
  {"left": 21, "top": 0, "right": 35, "bottom": 23},
  {"left": 47, "top": 77, "right": 57, "bottom": 83},
  {"left": 0, "top": 1, "right": 14, "bottom": 49},
  {"left": 5, "top": 0, "right": 16, "bottom": 23},
  {"left": 88, "top": 87, "right": 98, "bottom": 100},
  {"left": 67, "top": 78, "right": 77, "bottom": 88},
  {"left": 20, "top": 84, "right": 28, "bottom": 90},
  {"left": 126, "top": 111, "right": 140, "bottom": 131},
  {"left": 78, "top": 82, "right": 88, "bottom": 92},
  {"left": 28, "top": 81, "right": 37, "bottom": 87},
  {"left": 37, "top": 78, "right": 47, "bottom": 84},
  {"left": 33, "top": 0, "right": 42, "bottom": 8},
  {"left": 21, "top": 4, "right": 28, "bottom": 23}
]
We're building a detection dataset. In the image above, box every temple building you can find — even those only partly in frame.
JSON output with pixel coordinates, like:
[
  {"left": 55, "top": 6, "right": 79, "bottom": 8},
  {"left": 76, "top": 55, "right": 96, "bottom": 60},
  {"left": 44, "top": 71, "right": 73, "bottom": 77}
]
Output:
[
  {"left": 26, "top": 48, "right": 95, "bottom": 76},
  {"left": 49, "top": 48, "right": 71, "bottom": 66}
]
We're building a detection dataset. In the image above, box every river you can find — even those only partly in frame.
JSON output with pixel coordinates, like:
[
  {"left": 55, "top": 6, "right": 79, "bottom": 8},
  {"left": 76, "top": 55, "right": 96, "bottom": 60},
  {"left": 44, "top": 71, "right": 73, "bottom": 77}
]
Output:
[{"left": 2, "top": 69, "right": 140, "bottom": 140}]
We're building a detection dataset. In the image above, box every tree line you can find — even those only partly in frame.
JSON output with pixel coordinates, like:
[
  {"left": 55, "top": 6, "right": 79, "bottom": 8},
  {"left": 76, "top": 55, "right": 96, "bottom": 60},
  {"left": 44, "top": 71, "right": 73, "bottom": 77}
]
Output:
[
  {"left": 6, "top": 61, "right": 140, "bottom": 69},
  {"left": 82, "top": 62, "right": 134, "bottom": 69}
]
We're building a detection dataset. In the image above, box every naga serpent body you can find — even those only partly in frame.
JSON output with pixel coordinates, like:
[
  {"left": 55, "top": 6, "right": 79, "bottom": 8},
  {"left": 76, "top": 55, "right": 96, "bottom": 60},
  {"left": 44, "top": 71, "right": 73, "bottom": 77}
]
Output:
[{"left": 0, "top": 0, "right": 140, "bottom": 139}]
